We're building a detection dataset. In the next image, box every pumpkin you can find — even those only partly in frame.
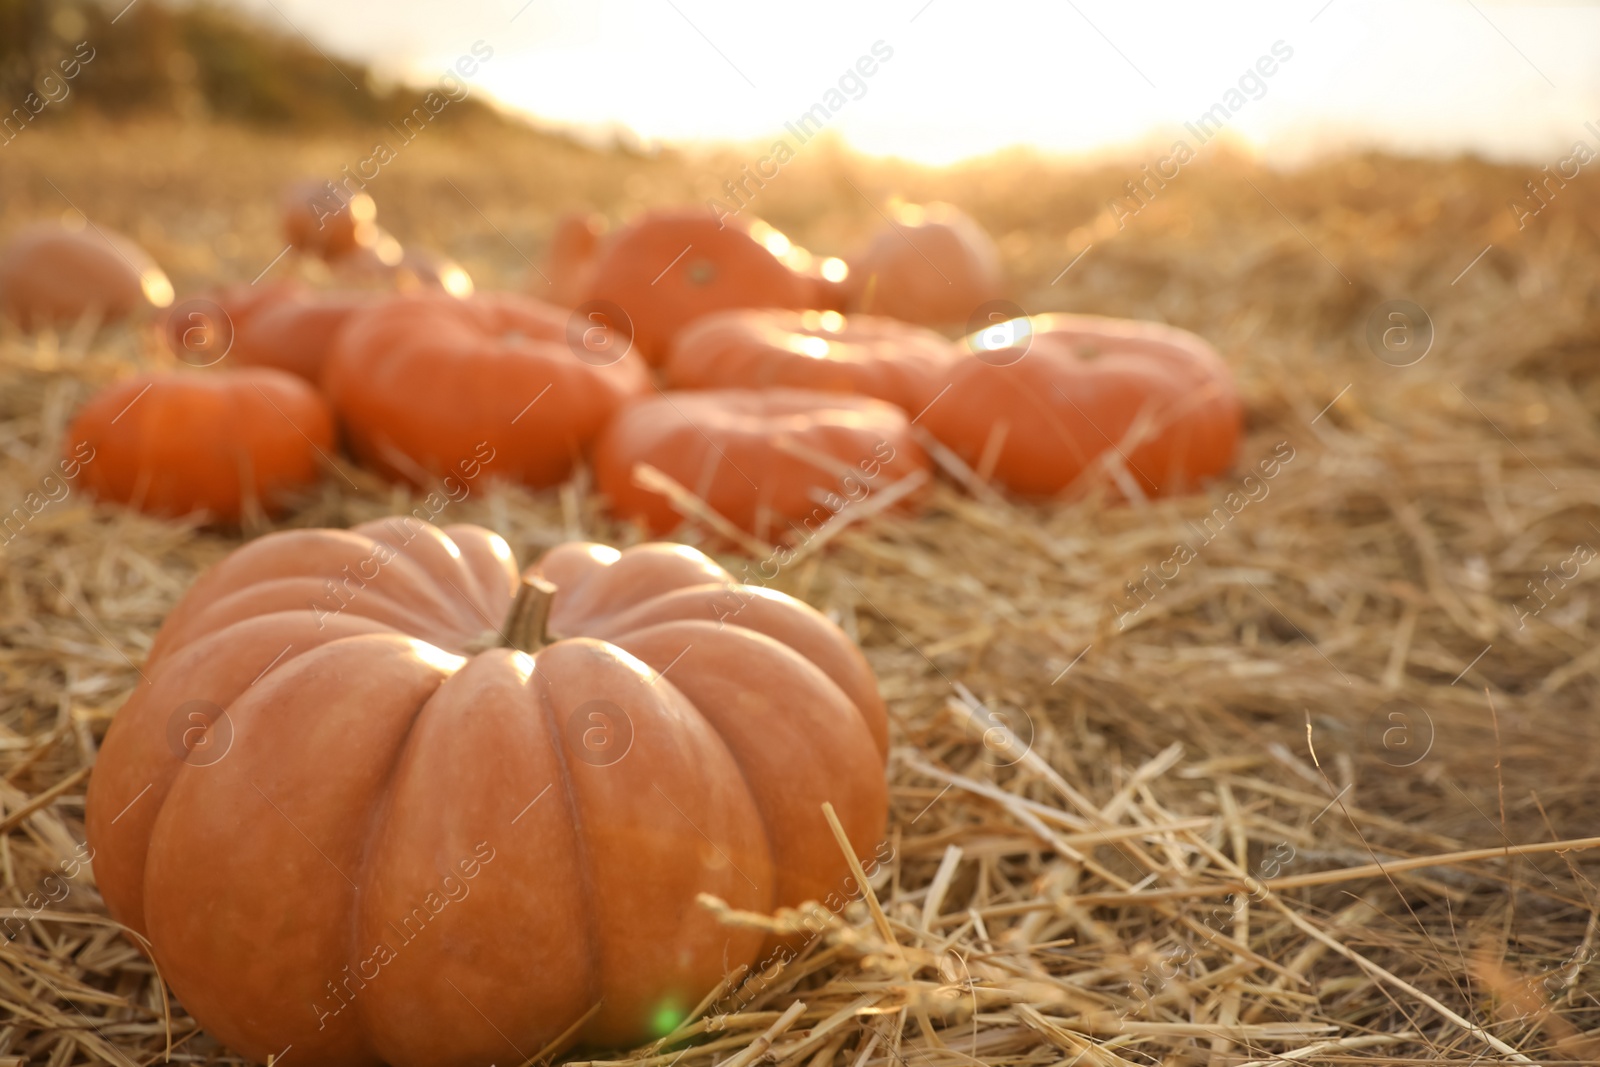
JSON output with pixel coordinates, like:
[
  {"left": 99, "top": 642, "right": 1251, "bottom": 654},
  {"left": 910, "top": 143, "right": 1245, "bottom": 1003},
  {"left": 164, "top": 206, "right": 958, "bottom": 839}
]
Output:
[
  {"left": 743, "top": 219, "right": 851, "bottom": 313},
  {"left": 664, "top": 308, "right": 961, "bottom": 415},
  {"left": 323, "top": 292, "right": 648, "bottom": 488},
  {"left": 200, "top": 279, "right": 303, "bottom": 328},
  {"left": 921, "top": 313, "right": 1241, "bottom": 498},
  {"left": 83, "top": 519, "right": 888, "bottom": 1066},
  {"left": 0, "top": 220, "right": 174, "bottom": 329},
  {"left": 394, "top": 246, "right": 475, "bottom": 297},
  {"left": 326, "top": 226, "right": 406, "bottom": 281},
  {"left": 543, "top": 211, "right": 607, "bottom": 306},
  {"left": 231, "top": 291, "right": 374, "bottom": 381},
  {"left": 847, "top": 201, "right": 1002, "bottom": 327},
  {"left": 66, "top": 368, "right": 335, "bottom": 521},
  {"left": 577, "top": 208, "right": 808, "bottom": 365},
  {"left": 282, "top": 179, "right": 380, "bottom": 261},
  {"left": 595, "top": 387, "right": 930, "bottom": 541},
  {"left": 159, "top": 280, "right": 301, "bottom": 366},
  {"left": 795, "top": 254, "right": 852, "bottom": 313}
]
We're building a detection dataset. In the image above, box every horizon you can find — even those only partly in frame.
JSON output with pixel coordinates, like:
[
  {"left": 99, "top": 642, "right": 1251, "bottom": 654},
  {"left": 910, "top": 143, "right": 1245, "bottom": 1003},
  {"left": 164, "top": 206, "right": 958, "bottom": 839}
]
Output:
[{"left": 215, "top": 0, "right": 1600, "bottom": 167}]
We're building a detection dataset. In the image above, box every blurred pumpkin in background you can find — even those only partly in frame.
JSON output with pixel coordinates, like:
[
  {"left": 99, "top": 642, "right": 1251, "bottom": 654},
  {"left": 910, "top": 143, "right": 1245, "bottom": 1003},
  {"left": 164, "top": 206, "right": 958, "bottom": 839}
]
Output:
[
  {"left": 66, "top": 368, "right": 334, "bottom": 522},
  {"left": 159, "top": 280, "right": 302, "bottom": 368},
  {"left": 230, "top": 291, "right": 375, "bottom": 382},
  {"left": 542, "top": 210, "right": 607, "bottom": 306},
  {"left": 847, "top": 201, "right": 1002, "bottom": 328},
  {"left": 595, "top": 387, "right": 929, "bottom": 543},
  {"left": 577, "top": 208, "right": 809, "bottom": 365},
  {"left": 281, "top": 179, "right": 380, "bottom": 261},
  {"left": 0, "top": 219, "right": 174, "bottom": 329},
  {"left": 664, "top": 308, "right": 961, "bottom": 415},
  {"left": 329, "top": 235, "right": 475, "bottom": 297},
  {"left": 744, "top": 218, "right": 851, "bottom": 313},
  {"left": 394, "top": 246, "right": 475, "bottom": 296},
  {"left": 323, "top": 292, "right": 648, "bottom": 488},
  {"left": 921, "top": 313, "right": 1241, "bottom": 499}
]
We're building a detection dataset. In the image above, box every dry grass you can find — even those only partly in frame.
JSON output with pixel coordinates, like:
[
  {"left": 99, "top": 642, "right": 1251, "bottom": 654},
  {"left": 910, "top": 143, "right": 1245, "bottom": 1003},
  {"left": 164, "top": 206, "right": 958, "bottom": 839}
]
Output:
[{"left": 4, "top": 118, "right": 1600, "bottom": 1065}]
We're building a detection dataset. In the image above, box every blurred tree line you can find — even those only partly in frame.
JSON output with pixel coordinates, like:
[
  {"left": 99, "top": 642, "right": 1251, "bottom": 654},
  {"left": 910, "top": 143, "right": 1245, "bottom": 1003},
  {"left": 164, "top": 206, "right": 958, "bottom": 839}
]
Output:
[{"left": 0, "top": 0, "right": 506, "bottom": 129}]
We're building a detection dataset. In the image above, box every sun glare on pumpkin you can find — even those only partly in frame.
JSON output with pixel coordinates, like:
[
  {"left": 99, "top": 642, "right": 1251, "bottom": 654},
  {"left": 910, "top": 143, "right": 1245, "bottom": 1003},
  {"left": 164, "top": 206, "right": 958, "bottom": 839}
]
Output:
[
  {"left": 790, "top": 335, "right": 831, "bottom": 359},
  {"left": 141, "top": 271, "right": 176, "bottom": 309},
  {"left": 758, "top": 229, "right": 791, "bottom": 258},
  {"left": 509, "top": 650, "right": 536, "bottom": 682},
  {"left": 439, "top": 265, "right": 475, "bottom": 298},
  {"left": 411, "top": 641, "right": 467, "bottom": 674}
]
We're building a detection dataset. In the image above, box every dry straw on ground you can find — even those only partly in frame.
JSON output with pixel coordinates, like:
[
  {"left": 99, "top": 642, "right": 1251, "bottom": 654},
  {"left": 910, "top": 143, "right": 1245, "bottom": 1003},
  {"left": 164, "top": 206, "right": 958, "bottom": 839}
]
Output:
[{"left": 3, "top": 122, "right": 1600, "bottom": 1065}]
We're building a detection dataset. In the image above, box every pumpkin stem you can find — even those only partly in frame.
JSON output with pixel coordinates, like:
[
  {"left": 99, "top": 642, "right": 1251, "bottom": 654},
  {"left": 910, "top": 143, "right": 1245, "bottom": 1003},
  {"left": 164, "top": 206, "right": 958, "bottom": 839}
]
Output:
[{"left": 502, "top": 575, "right": 559, "bottom": 652}]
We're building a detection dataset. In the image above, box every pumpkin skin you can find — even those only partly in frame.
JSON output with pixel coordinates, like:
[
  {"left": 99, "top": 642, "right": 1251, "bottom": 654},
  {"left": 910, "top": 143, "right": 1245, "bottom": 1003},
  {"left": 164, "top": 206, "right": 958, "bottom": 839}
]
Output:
[
  {"left": 795, "top": 256, "right": 851, "bottom": 313},
  {"left": 231, "top": 291, "right": 374, "bottom": 381},
  {"left": 921, "top": 313, "right": 1241, "bottom": 498},
  {"left": 544, "top": 211, "right": 607, "bottom": 306},
  {"left": 847, "top": 202, "right": 1002, "bottom": 327},
  {"left": 158, "top": 280, "right": 301, "bottom": 366},
  {"left": 0, "top": 221, "right": 174, "bottom": 328},
  {"left": 282, "top": 179, "right": 379, "bottom": 261},
  {"left": 664, "top": 308, "right": 962, "bottom": 415},
  {"left": 394, "top": 246, "right": 475, "bottom": 297},
  {"left": 201, "top": 279, "right": 303, "bottom": 328},
  {"left": 323, "top": 292, "right": 649, "bottom": 488},
  {"left": 577, "top": 209, "right": 809, "bottom": 365},
  {"left": 595, "top": 388, "right": 930, "bottom": 541},
  {"left": 83, "top": 519, "right": 888, "bottom": 1066},
  {"left": 66, "top": 368, "right": 335, "bottom": 521}
]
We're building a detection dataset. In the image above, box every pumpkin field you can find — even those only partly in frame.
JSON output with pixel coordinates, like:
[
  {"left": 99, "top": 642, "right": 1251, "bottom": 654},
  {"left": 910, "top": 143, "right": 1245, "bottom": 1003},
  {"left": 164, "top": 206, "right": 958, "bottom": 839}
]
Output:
[{"left": 5, "top": 7, "right": 1600, "bottom": 1064}]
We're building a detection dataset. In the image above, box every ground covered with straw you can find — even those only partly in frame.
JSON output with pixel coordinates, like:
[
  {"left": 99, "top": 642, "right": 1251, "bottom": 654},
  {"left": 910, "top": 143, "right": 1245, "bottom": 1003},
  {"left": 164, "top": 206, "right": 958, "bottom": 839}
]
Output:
[{"left": 3, "top": 120, "right": 1600, "bottom": 1065}]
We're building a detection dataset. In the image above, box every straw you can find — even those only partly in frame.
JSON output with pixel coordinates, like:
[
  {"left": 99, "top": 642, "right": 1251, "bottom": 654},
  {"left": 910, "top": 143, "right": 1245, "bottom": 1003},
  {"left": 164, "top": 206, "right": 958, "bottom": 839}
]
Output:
[{"left": 3, "top": 126, "right": 1599, "bottom": 1064}]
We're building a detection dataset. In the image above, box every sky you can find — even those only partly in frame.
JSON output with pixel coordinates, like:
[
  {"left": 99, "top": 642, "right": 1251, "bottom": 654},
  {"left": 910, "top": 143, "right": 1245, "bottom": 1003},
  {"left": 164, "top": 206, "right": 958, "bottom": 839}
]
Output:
[{"left": 224, "top": 0, "right": 1600, "bottom": 166}]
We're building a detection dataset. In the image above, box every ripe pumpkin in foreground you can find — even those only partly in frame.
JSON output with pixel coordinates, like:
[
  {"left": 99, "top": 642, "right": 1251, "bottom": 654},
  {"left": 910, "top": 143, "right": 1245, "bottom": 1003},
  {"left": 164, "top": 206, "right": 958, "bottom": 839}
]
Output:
[
  {"left": 664, "top": 307, "right": 961, "bottom": 415},
  {"left": 66, "top": 368, "right": 334, "bottom": 521},
  {"left": 84, "top": 519, "right": 889, "bottom": 1066},
  {"left": 922, "top": 313, "right": 1241, "bottom": 498},
  {"left": 323, "top": 291, "right": 648, "bottom": 487},
  {"left": 595, "top": 388, "right": 930, "bottom": 542},
  {"left": 0, "top": 220, "right": 174, "bottom": 329},
  {"left": 577, "top": 208, "right": 809, "bottom": 364}
]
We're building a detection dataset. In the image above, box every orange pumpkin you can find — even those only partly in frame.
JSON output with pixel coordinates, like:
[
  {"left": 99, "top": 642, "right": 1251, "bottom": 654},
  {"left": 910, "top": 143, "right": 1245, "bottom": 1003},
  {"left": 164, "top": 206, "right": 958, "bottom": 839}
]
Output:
[
  {"left": 394, "top": 246, "right": 475, "bottom": 297},
  {"left": 664, "top": 308, "right": 962, "bottom": 415},
  {"left": 323, "top": 292, "right": 648, "bottom": 488},
  {"left": 543, "top": 211, "right": 607, "bottom": 306},
  {"left": 595, "top": 388, "right": 930, "bottom": 542},
  {"left": 0, "top": 220, "right": 173, "bottom": 328},
  {"left": 577, "top": 208, "right": 808, "bottom": 365},
  {"left": 202, "top": 279, "right": 303, "bottom": 327},
  {"left": 794, "top": 255, "right": 852, "bottom": 313},
  {"left": 921, "top": 313, "right": 1241, "bottom": 498},
  {"left": 84, "top": 520, "right": 888, "bottom": 1066},
  {"left": 282, "top": 179, "right": 380, "bottom": 261},
  {"left": 67, "top": 368, "right": 335, "bottom": 521},
  {"left": 742, "top": 219, "right": 851, "bottom": 313},
  {"left": 848, "top": 201, "right": 1002, "bottom": 327},
  {"left": 231, "top": 291, "right": 374, "bottom": 382},
  {"left": 159, "top": 280, "right": 302, "bottom": 367},
  {"left": 325, "top": 226, "right": 405, "bottom": 281}
]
